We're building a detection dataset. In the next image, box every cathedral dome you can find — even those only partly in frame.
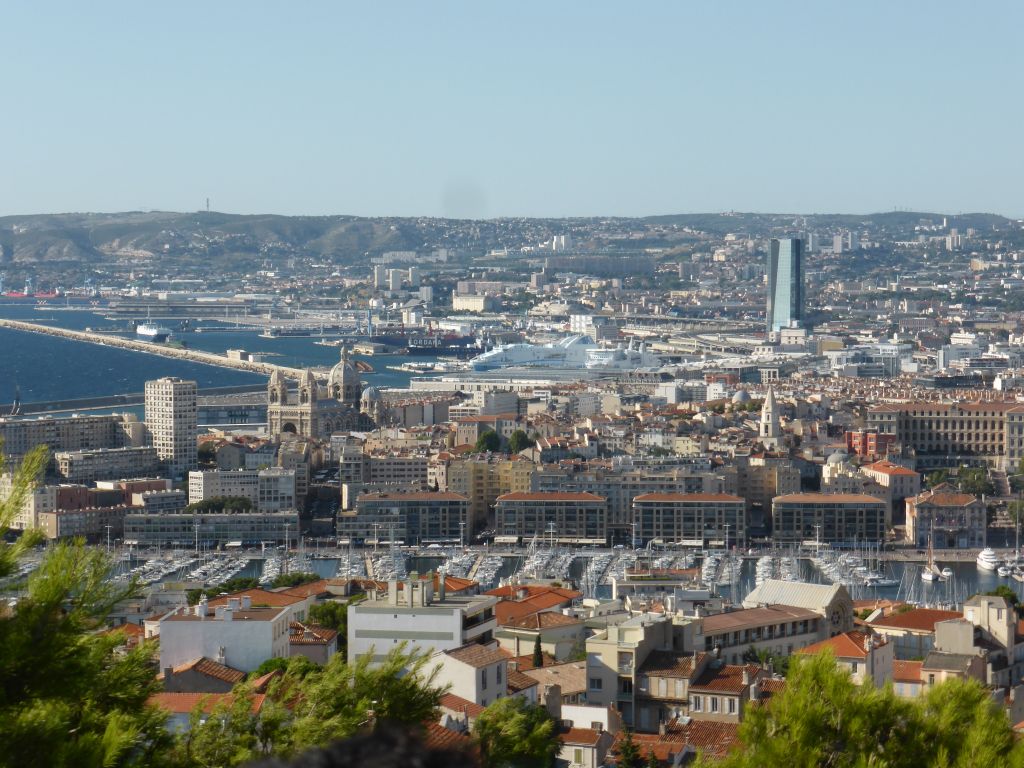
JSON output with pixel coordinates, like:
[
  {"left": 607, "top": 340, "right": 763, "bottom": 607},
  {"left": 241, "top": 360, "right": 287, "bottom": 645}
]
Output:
[
  {"left": 361, "top": 386, "right": 381, "bottom": 404},
  {"left": 732, "top": 389, "right": 751, "bottom": 404},
  {"left": 328, "top": 346, "right": 362, "bottom": 405}
]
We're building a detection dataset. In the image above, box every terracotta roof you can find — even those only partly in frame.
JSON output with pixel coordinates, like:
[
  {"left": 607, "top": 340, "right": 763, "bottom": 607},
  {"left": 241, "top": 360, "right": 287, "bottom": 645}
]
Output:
[
  {"left": 613, "top": 719, "right": 740, "bottom": 763},
  {"left": 798, "top": 630, "right": 885, "bottom": 659},
  {"left": 250, "top": 669, "right": 282, "bottom": 693},
  {"left": 207, "top": 589, "right": 305, "bottom": 608},
  {"left": 279, "top": 580, "right": 332, "bottom": 598},
  {"left": 690, "top": 664, "right": 761, "bottom": 694},
  {"left": 423, "top": 721, "right": 473, "bottom": 751},
  {"left": 502, "top": 611, "right": 582, "bottom": 630},
  {"left": 560, "top": 727, "right": 602, "bottom": 747},
  {"left": 148, "top": 692, "right": 266, "bottom": 715},
  {"left": 911, "top": 489, "right": 980, "bottom": 507},
  {"left": 496, "top": 491, "right": 605, "bottom": 503},
  {"left": 634, "top": 493, "right": 745, "bottom": 503},
  {"left": 892, "top": 660, "right": 923, "bottom": 684},
  {"left": 444, "top": 643, "right": 508, "bottom": 669},
  {"left": 507, "top": 669, "right": 539, "bottom": 693},
  {"left": 438, "top": 692, "right": 486, "bottom": 719},
  {"left": 637, "top": 651, "right": 707, "bottom": 679},
  {"left": 289, "top": 622, "right": 338, "bottom": 645},
  {"left": 522, "top": 660, "right": 586, "bottom": 695},
  {"left": 863, "top": 461, "right": 919, "bottom": 477},
  {"left": 159, "top": 656, "right": 246, "bottom": 685},
  {"left": 702, "top": 604, "right": 819, "bottom": 633},
  {"left": 869, "top": 608, "right": 961, "bottom": 633},
  {"left": 773, "top": 493, "right": 886, "bottom": 504},
  {"left": 486, "top": 584, "right": 580, "bottom": 600}
]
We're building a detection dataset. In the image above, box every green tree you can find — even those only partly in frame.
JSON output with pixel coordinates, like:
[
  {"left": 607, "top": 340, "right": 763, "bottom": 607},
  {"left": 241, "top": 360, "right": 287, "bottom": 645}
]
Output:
[
  {"left": 958, "top": 467, "right": 994, "bottom": 497},
  {"left": 927, "top": 469, "right": 949, "bottom": 489},
  {"left": 475, "top": 429, "right": 501, "bottom": 453},
  {"left": 474, "top": 696, "right": 559, "bottom": 768},
  {"left": 269, "top": 571, "right": 320, "bottom": 589},
  {"left": 186, "top": 576, "right": 260, "bottom": 605},
  {"left": 532, "top": 633, "right": 544, "bottom": 668},
  {"left": 615, "top": 729, "right": 643, "bottom": 768},
  {"left": 0, "top": 444, "right": 172, "bottom": 767},
  {"left": 285, "top": 642, "right": 446, "bottom": 755},
  {"left": 508, "top": 429, "right": 535, "bottom": 454},
  {"left": 646, "top": 749, "right": 660, "bottom": 768},
  {"left": 700, "top": 651, "right": 1024, "bottom": 768}
]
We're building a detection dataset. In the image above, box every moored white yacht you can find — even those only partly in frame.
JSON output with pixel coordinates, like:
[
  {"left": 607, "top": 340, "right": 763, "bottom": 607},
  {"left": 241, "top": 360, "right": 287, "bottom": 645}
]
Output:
[{"left": 977, "top": 548, "right": 1001, "bottom": 571}]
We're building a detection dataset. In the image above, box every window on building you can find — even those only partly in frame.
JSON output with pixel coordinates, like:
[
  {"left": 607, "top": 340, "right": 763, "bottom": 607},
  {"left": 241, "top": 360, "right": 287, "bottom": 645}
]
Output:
[
  {"left": 710, "top": 697, "right": 719, "bottom": 713},
  {"left": 727, "top": 698, "right": 736, "bottom": 714},
  {"left": 481, "top": 670, "right": 487, "bottom": 690},
  {"left": 574, "top": 748, "right": 583, "bottom": 765},
  {"left": 690, "top": 696, "right": 702, "bottom": 712},
  {"left": 590, "top": 678, "right": 603, "bottom": 691},
  {"left": 928, "top": 674, "right": 935, "bottom": 685}
]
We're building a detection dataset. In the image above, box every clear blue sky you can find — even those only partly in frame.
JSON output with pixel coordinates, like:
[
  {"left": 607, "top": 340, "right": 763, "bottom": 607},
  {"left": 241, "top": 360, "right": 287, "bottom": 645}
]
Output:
[{"left": 2, "top": 2, "right": 1022, "bottom": 218}]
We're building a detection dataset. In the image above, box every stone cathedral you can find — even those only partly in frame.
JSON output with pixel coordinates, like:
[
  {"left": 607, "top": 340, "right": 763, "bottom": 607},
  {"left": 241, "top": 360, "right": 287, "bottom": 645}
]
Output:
[{"left": 267, "top": 347, "right": 376, "bottom": 439}]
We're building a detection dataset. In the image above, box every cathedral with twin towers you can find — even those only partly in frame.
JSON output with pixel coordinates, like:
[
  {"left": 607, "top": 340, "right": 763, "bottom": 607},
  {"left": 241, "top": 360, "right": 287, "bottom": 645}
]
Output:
[{"left": 267, "top": 347, "right": 380, "bottom": 438}]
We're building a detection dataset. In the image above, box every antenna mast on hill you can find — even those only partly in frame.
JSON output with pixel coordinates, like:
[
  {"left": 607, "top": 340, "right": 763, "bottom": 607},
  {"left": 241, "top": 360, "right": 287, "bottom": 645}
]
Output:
[{"left": 206, "top": 197, "right": 210, "bottom": 213}]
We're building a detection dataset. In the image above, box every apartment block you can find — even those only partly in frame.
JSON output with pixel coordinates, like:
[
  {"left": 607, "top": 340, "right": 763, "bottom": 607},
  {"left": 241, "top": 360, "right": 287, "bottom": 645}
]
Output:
[
  {"left": 55, "top": 446, "right": 160, "bottom": 484},
  {"left": 495, "top": 492, "right": 608, "bottom": 544},
  {"left": 145, "top": 378, "right": 198, "bottom": 477},
  {"left": 339, "top": 492, "right": 469, "bottom": 545},
  {"left": 771, "top": 493, "right": 887, "bottom": 545},
  {"left": 632, "top": 493, "right": 746, "bottom": 548}
]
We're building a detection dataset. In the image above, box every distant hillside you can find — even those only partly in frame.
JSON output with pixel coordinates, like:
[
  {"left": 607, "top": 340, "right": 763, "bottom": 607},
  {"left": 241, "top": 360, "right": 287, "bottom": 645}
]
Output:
[{"left": 0, "top": 210, "right": 1015, "bottom": 265}]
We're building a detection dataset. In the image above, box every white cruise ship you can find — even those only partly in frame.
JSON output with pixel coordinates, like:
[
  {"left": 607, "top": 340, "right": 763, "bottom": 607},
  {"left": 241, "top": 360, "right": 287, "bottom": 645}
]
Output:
[
  {"left": 469, "top": 335, "right": 659, "bottom": 371},
  {"left": 977, "top": 548, "right": 1001, "bottom": 571}
]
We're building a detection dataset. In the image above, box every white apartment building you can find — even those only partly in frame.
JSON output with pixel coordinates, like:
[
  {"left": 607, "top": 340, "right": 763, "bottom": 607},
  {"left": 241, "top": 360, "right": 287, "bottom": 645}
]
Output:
[
  {"left": 158, "top": 596, "right": 291, "bottom": 673},
  {"left": 145, "top": 378, "right": 198, "bottom": 478},
  {"left": 187, "top": 468, "right": 296, "bottom": 512},
  {"left": 347, "top": 577, "right": 498, "bottom": 665}
]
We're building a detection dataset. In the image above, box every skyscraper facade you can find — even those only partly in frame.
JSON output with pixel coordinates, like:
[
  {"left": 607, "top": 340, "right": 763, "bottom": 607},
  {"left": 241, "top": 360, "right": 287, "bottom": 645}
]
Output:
[
  {"left": 766, "top": 238, "right": 804, "bottom": 333},
  {"left": 145, "top": 377, "right": 198, "bottom": 478}
]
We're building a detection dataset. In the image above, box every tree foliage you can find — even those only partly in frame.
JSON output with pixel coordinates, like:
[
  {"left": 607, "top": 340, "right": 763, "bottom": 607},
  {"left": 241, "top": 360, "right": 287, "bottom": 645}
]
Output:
[
  {"left": 700, "top": 651, "right": 1024, "bottom": 768},
  {"left": 532, "top": 633, "right": 544, "bottom": 668},
  {"left": 269, "top": 571, "right": 320, "bottom": 589},
  {"left": 508, "top": 430, "right": 535, "bottom": 454},
  {"left": 183, "top": 496, "right": 253, "bottom": 514},
  {"left": 615, "top": 728, "right": 642, "bottom": 768},
  {"left": 475, "top": 429, "right": 502, "bottom": 453},
  {"left": 0, "top": 442, "right": 171, "bottom": 768},
  {"left": 473, "top": 696, "right": 559, "bottom": 768}
]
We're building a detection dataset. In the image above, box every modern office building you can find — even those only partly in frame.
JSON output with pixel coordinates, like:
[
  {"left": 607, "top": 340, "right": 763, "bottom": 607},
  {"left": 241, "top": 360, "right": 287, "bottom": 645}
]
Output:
[
  {"left": 339, "top": 491, "right": 469, "bottom": 545},
  {"left": 145, "top": 378, "right": 198, "bottom": 478},
  {"left": 494, "top": 491, "right": 608, "bottom": 544},
  {"left": 766, "top": 238, "right": 804, "bottom": 333},
  {"left": 123, "top": 510, "right": 299, "bottom": 548},
  {"left": 55, "top": 446, "right": 160, "bottom": 484},
  {"left": 771, "top": 493, "right": 887, "bottom": 545}
]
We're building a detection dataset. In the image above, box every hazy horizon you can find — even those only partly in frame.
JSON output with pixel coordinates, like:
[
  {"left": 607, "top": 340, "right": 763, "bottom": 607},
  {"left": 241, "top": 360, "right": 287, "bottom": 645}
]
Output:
[{"left": 3, "top": 2, "right": 1022, "bottom": 219}]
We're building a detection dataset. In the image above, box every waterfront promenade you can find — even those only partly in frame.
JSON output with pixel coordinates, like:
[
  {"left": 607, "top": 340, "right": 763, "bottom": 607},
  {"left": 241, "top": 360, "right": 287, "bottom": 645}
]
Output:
[{"left": 0, "top": 318, "right": 307, "bottom": 379}]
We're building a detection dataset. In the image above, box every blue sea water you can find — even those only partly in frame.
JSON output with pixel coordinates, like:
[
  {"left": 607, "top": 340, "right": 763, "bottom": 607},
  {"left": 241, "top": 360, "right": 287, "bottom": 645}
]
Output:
[{"left": 0, "top": 301, "right": 434, "bottom": 404}]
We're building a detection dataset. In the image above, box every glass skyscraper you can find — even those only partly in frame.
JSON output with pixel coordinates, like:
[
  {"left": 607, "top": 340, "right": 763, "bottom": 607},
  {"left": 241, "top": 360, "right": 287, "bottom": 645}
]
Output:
[{"left": 766, "top": 237, "right": 804, "bottom": 333}]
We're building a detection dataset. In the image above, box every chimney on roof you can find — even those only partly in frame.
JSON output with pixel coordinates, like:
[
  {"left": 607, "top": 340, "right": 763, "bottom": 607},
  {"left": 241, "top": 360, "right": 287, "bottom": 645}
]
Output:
[
  {"left": 216, "top": 646, "right": 226, "bottom": 665},
  {"left": 742, "top": 667, "right": 751, "bottom": 686},
  {"left": 164, "top": 666, "right": 173, "bottom": 684},
  {"left": 228, "top": 597, "right": 241, "bottom": 611},
  {"left": 388, "top": 579, "right": 398, "bottom": 606},
  {"left": 659, "top": 721, "right": 667, "bottom": 736},
  {"left": 241, "top": 595, "right": 252, "bottom": 610},
  {"left": 438, "top": 567, "right": 447, "bottom": 602}
]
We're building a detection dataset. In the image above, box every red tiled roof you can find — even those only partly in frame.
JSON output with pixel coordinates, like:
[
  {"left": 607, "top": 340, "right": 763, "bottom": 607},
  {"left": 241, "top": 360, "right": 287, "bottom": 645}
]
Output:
[
  {"left": 507, "top": 669, "right": 539, "bottom": 693},
  {"left": 863, "top": 461, "right": 919, "bottom": 477},
  {"left": 438, "top": 692, "right": 486, "bottom": 719},
  {"left": 207, "top": 589, "right": 305, "bottom": 608},
  {"left": 869, "top": 608, "right": 961, "bottom": 633},
  {"left": 798, "top": 630, "right": 885, "bottom": 659},
  {"left": 637, "top": 651, "right": 707, "bottom": 679},
  {"left": 502, "top": 611, "right": 582, "bottom": 630},
  {"left": 690, "top": 664, "right": 761, "bottom": 694},
  {"left": 893, "top": 660, "right": 923, "bottom": 684},
  {"left": 423, "top": 721, "right": 473, "bottom": 751},
  {"left": 560, "top": 728, "right": 602, "bottom": 747},
  {"left": 358, "top": 492, "right": 469, "bottom": 502},
  {"left": 289, "top": 622, "right": 338, "bottom": 645},
  {"left": 444, "top": 643, "right": 508, "bottom": 669},
  {"left": 158, "top": 656, "right": 246, "bottom": 685},
  {"left": 148, "top": 692, "right": 266, "bottom": 715}
]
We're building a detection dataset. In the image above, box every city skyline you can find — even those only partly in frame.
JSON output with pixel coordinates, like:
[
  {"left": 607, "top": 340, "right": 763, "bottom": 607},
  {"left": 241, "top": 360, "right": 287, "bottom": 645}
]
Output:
[{"left": 2, "top": 2, "right": 1023, "bottom": 219}]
